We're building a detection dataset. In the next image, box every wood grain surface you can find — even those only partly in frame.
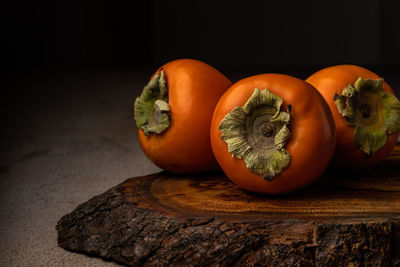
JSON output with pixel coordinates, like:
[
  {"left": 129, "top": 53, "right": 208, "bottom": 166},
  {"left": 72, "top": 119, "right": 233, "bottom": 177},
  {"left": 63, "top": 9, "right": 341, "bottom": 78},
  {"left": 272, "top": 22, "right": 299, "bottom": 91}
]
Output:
[{"left": 57, "top": 145, "right": 400, "bottom": 266}]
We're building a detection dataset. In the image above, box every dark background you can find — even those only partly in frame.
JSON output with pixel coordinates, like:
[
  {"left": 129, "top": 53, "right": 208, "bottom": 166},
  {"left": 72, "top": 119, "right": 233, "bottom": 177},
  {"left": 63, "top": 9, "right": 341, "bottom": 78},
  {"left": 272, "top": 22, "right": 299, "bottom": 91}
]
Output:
[
  {"left": 3, "top": 0, "right": 400, "bottom": 74},
  {"left": 2, "top": 0, "right": 400, "bottom": 140},
  {"left": 3, "top": 0, "right": 400, "bottom": 145}
]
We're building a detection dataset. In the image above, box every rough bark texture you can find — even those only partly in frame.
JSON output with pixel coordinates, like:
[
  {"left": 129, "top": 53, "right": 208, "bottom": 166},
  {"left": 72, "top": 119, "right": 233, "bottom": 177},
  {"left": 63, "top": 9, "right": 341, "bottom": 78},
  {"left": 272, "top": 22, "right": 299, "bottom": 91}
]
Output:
[{"left": 57, "top": 146, "right": 400, "bottom": 266}]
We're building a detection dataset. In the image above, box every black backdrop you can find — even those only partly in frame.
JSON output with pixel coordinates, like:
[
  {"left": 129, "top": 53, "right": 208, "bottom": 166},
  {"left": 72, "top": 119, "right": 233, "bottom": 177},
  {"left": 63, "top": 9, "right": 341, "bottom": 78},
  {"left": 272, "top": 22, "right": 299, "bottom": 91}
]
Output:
[{"left": 3, "top": 0, "right": 400, "bottom": 73}]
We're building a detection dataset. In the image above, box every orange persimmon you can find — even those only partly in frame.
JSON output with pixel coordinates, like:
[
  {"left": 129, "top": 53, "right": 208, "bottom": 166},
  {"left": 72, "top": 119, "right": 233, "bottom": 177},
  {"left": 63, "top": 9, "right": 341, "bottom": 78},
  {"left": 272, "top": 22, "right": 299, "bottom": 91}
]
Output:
[
  {"left": 306, "top": 65, "right": 400, "bottom": 169},
  {"left": 210, "top": 74, "right": 336, "bottom": 194},
  {"left": 134, "top": 59, "right": 232, "bottom": 173}
]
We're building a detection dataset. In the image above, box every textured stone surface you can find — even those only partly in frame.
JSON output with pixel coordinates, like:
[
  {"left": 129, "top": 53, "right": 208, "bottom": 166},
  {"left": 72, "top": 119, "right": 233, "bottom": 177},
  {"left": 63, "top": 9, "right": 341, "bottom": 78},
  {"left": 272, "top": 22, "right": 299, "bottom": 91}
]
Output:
[{"left": 1, "top": 69, "right": 158, "bottom": 266}]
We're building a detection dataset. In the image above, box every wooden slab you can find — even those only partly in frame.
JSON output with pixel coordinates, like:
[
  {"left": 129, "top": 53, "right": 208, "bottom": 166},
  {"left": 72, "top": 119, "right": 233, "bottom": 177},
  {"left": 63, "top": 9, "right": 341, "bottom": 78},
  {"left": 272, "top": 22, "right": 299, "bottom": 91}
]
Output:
[{"left": 57, "top": 145, "right": 400, "bottom": 266}]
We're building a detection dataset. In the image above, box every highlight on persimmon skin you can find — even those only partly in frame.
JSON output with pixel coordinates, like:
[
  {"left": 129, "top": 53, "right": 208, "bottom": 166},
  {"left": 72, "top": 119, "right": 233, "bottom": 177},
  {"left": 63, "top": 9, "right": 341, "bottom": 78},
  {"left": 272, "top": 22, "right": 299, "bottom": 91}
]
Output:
[
  {"left": 134, "top": 59, "right": 232, "bottom": 174},
  {"left": 210, "top": 73, "right": 336, "bottom": 194},
  {"left": 306, "top": 65, "right": 400, "bottom": 170}
]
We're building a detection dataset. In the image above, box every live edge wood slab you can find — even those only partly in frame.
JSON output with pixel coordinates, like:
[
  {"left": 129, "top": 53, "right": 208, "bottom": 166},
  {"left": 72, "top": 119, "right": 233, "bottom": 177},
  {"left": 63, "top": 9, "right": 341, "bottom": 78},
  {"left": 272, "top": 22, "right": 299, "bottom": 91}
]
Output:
[{"left": 57, "top": 145, "right": 400, "bottom": 266}]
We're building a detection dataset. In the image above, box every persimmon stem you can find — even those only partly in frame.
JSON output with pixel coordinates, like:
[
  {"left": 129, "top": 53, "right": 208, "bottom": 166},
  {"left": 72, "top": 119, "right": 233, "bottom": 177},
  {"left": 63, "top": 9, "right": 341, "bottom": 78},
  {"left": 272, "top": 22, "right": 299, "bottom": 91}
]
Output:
[
  {"left": 219, "top": 89, "right": 291, "bottom": 180},
  {"left": 134, "top": 71, "right": 171, "bottom": 135},
  {"left": 359, "top": 104, "right": 370, "bottom": 118},
  {"left": 261, "top": 123, "right": 275, "bottom": 137},
  {"left": 334, "top": 77, "right": 400, "bottom": 157}
]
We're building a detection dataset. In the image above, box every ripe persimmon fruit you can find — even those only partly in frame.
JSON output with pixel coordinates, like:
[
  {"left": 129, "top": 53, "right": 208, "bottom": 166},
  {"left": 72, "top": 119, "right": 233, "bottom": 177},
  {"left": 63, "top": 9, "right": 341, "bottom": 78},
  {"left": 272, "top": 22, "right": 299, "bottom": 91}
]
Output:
[
  {"left": 134, "top": 59, "right": 232, "bottom": 173},
  {"left": 306, "top": 65, "right": 400, "bottom": 169},
  {"left": 210, "top": 74, "right": 336, "bottom": 194}
]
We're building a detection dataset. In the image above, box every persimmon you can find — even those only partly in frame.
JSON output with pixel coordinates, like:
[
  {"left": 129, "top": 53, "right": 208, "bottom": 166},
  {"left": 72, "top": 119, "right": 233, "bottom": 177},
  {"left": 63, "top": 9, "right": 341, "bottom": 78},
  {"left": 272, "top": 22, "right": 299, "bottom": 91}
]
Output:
[
  {"left": 134, "top": 59, "right": 232, "bottom": 173},
  {"left": 210, "top": 74, "right": 336, "bottom": 194},
  {"left": 306, "top": 65, "right": 400, "bottom": 169}
]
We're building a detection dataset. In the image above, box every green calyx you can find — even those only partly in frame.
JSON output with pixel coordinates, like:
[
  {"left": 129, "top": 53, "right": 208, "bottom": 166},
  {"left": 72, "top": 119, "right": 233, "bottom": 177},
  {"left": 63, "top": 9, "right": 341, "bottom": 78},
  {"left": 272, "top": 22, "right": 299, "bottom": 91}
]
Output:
[
  {"left": 134, "top": 71, "right": 171, "bottom": 135},
  {"left": 334, "top": 77, "right": 400, "bottom": 157},
  {"left": 219, "top": 88, "right": 292, "bottom": 180}
]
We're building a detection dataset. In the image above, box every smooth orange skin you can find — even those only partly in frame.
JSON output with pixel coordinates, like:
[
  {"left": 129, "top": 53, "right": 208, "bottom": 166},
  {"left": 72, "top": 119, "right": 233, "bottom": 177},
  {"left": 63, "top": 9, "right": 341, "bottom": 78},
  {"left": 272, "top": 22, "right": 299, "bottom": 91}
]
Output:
[
  {"left": 306, "top": 65, "right": 399, "bottom": 170},
  {"left": 210, "top": 74, "right": 336, "bottom": 194},
  {"left": 138, "top": 59, "right": 232, "bottom": 173}
]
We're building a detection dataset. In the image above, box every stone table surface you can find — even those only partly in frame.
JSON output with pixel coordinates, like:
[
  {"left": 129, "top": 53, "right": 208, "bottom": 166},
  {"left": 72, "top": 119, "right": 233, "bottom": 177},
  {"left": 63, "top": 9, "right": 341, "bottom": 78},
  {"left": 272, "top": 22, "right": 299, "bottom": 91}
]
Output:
[
  {"left": 1, "top": 67, "right": 399, "bottom": 266},
  {"left": 1, "top": 69, "right": 161, "bottom": 266}
]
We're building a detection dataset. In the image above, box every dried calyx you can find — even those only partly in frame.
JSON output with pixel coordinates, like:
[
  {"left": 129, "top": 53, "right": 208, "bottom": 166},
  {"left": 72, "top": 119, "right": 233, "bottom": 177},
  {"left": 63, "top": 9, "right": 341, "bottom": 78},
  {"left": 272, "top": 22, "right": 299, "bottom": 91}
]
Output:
[
  {"left": 219, "top": 88, "right": 292, "bottom": 180},
  {"left": 334, "top": 77, "right": 400, "bottom": 157},
  {"left": 134, "top": 71, "right": 171, "bottom": 135}
]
